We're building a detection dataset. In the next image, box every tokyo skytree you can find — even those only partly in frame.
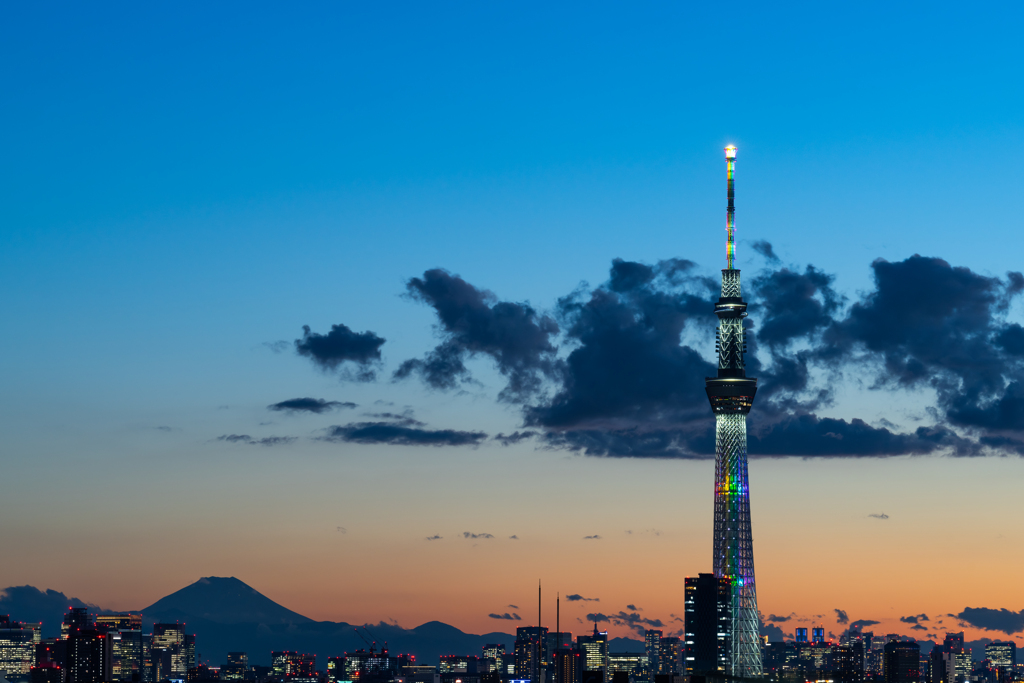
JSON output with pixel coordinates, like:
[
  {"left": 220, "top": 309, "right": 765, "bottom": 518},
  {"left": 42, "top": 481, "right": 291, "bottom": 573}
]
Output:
[{"left": 704, "top": 145, "right": 763, "bottom": 677}]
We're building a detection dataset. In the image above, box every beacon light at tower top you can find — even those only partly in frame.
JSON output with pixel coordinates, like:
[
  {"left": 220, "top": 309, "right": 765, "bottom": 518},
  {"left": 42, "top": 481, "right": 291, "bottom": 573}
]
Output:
[{"left": 725, "top": 145, "right": 737, "bottom": 159}]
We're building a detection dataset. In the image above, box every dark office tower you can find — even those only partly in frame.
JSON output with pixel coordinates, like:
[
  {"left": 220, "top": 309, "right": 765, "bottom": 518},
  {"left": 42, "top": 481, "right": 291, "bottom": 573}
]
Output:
[
  {"left": 30, "top": 661, "right": 64, "bottom": 683},
  {"left": 66, "top": 629, "right": 111, "bottom": 683},
  {"left": 943, "top": 634, "right": 964, "bottom": 652},
  {"left": 554, "top": 649, "right": 580, "bottom": 683},
  {"left": 812, "top": 628, "right": 825, "bottom": 644},
  {"left": 796, "top": 629, "right": 809, "bottom": 644},
  {"left": 929, "top": 646, "right": 946, "bottom": 683},
  {"left": 684, "top": 573, "right": 732, "bottom": 675},
  {"left": 577, "top": 627, "right": 608, "bottom": 674},
  {"left": 580, "top": 672, "right": 603, "bottom": 683},
  {"left": 61, "top": 610, "right": 91, "bottom": 640},
  {"left": 658, "top": 638, "right": 682, "bottom": 676},
  {"left": 834, "top": 645, "right": 864, "bottom": 683},
  {"left": 515, "top": 627, "right": 548, "bottom": 682},
  {"left": 884, "top": 642, "right": 920, "bottom": 683},
  {"left": 705, "top": 145, "right": 761, "bottom": 678},
  {"left": 644, "top": 631, "right": 661, "bottom": 678}
]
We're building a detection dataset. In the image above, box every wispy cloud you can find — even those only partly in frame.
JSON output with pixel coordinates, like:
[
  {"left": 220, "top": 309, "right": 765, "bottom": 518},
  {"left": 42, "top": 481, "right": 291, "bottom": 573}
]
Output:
[
  {"left": 463, "top": 532, "right": 494, "bottom": 539},
  {"left": 489, "top": 612, "right": 521, "bottom": 621},
  {"left": 216, "top": 434, "right": 296, "bottom": 446},
  {"left": 868, "top": 512, "right": 890, "bottom": 519}
]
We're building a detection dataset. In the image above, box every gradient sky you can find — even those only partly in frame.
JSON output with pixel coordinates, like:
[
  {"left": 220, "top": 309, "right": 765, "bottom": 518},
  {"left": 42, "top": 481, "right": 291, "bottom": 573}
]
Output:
[{"left": 3, "top": 1, "right": 1024, "bottom": 647}]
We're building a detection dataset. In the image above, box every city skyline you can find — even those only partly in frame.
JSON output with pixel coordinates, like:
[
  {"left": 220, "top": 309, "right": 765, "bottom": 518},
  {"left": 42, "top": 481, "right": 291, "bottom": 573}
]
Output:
[{"left": 3, "top": 0, "right": 1024, "bottom": 660}]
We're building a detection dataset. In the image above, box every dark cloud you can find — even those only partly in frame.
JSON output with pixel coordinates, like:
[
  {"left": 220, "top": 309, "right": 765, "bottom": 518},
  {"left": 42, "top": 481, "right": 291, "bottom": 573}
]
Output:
[
  {"left": 527, "top": 258, "right": 715, "bottom": 439},
  {"left": 268, "top": 397, "right": 356, "bottom": 414},
  {"left": 494, "top": 431, "right": 537, "bottom": 446},
  {"left": 323, "top": 422, "right": 486, "bottom": 447},
  {"left": 509, "top": 604, "right": 519, "bottom": 609},
  {"left": 463, "top": 532, "right": 494, "bottom": 539},
  {"left": 835, "top": 609, "right": 849, "bottom": 625},
  {"left": 910, "top": 624, "right": 928, "bottom": 631},
  {"left": 395, "top": 269, "right": 559, "bottom": 401},
  {"left": 626, "top": 604, "right": 641, "bottom": 611},
  {"left": 760, "top": 621, "right": 786, "bottom": 642},
  {"left": 768, "top": 614, "right": 793, "bottom": 623},
  {"left": 900, "top": 614, "right": 930, "bottom": 624},
  {"left": 295, "top": 323, "right": 385, "bottom": 380},
  {"left": 850, "top": 619, "right": 881, "bottom": 630},
  {"left": 585, "top": 610, "right": 663, "bottom": 634},
  {"left": 425, "top": 535, "right": 442, "bottom": 541},
  {"left": 954, "top": 608, "right": 1024, "bottom": 635},
  {"left": 751, "top": 240, "right": 781, "bottom": 264},
  {"left": 216, "top": 434, "right": 296, "bottom": 446},
  {"left": 385, "top": 254, "right": 1024, "bottom": 458},
  {"left": 583, "top": 535, "right": 601, "bottom": 540},
  {"left": 0, "top": 586, "right": 109, "bottom": 637},
  {"left": 508, "top": 535, "right": 519, "bottom": 540},
  {"left": 489, "top": 613, "right": 521, "bottom": 621},
  {"left": 565, "top": 595, "right": 599, "bottom": 602},
  {"left": 869, "top": 513, "right": 890, "bottom": 519},
  {"left": 825, "top": 256, "right": 1024, "bottom": 435}
]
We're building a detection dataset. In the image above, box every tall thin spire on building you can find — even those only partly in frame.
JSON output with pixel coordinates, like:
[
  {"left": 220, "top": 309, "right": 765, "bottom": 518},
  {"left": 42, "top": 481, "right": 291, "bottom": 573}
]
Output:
[
  {"left": 538, "top": 580, "right": 542, "bottom": 683},
  {"left": 704, "top": 145, "right": 762, "bottom": 677}
]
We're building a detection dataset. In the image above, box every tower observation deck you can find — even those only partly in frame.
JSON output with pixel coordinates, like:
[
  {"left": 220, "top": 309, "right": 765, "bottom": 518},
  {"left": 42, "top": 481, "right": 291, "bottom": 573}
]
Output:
[{"left": 705, "top": 145, "right": 762, "bottom": 677}]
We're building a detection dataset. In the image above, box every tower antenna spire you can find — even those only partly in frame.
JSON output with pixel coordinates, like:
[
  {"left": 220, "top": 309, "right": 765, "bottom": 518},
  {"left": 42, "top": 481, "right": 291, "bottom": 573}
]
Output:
[{"left": 725, "top": 145, "right": 737, "bottom": 269}]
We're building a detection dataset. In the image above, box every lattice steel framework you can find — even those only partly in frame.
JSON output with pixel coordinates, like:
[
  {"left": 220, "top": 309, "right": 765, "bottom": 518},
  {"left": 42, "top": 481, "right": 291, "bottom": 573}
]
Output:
[{"left": 704, "top": 145, "right": 763, "bottom": 678}]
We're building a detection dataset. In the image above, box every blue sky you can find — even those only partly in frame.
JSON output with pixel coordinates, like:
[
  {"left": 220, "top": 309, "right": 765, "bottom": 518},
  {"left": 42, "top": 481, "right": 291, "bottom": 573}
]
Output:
[{"left": 2, "top": 1, "right": 1024, "bottom": 641}]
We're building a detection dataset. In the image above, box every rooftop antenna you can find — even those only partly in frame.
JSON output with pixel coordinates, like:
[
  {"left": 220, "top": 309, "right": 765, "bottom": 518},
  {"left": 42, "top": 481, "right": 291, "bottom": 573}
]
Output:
[
  {"left": 556, "top": 592, "right": 560, "bottom": 642},
  {"left": 725, "top": 145, "right": 737, "bottom": 269}
]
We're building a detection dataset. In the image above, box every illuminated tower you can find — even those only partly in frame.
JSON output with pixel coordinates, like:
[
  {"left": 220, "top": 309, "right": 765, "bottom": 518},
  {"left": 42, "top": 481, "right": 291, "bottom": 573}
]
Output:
[{"left": 704, "top": 145, "right": 762, "bottom": 677}]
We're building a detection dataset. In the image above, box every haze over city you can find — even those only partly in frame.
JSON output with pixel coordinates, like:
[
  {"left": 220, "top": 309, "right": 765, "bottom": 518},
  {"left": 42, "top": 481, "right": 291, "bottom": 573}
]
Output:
[{"left": 2, "top": 0, "right": 1024, "bottom": 669}]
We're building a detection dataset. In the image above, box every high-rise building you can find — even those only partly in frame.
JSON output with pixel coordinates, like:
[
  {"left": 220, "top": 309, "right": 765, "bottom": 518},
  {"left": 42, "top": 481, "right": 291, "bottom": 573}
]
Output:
[
  {"left": 796, "top": 629, "right": 809, "bottom": 644},
  {"left": 684, "top": 573, "right": 731, "bottom": 675},
  {"left": 554, "top": 649, "right": 580, "bottom": 683},
  {"left": 812, "top": 628, "right": 825, "bottom": 644},
  {"left": 883, "top": 642, "right": 920, "bottom": 683},
  {"left": 109, "top": 630, "right": 143, "bottom": 682},
  {"left": 0, "top": 620, "right": 38, "bottom": 680},
  {"left": 29, "top": 661, "right": 63, "bottom": 683},
  {"left": 515, "top": 627, "right": 549, "bottom": 682},
  {"left": 705, "top": 144, "right": 761, "bottom": 678},
  {"left": 66, "top": 630, "right": 111, "bottom": 683},
  {"left": 986, "top": 642, "right": 1016, "bottom": 670},
  {"left": 946, "top": 648, "right": 971, "bottom": 683},
  {"left": 576, "top": 628, "right": 607, "bottom": 674},
  {"left": 834, "top": 644, "right": 864, "bottom": 683},
  {"left": 61, "top": 611, "right": 91, "bottom": 641},
  {"left": 643, "top": 631, "right": 661, "bottom": 679},
  {"left": 606, "top": 654, "right": 644, "bottom": 683},
  {"left": 657, "top": 638, "right": 682, "bottom": 676},
  {"left": 152, "top": 624, "right": 192, "bottom": 680},
  {"left": 223, "top": 653, "right": 249, "bottom": 681}
]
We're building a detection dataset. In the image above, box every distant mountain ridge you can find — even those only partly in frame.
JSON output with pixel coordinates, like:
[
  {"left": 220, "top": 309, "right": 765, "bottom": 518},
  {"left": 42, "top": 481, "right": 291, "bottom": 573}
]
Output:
[{"left": 3, "top": 577, "right": 630, "bottom": 666}]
